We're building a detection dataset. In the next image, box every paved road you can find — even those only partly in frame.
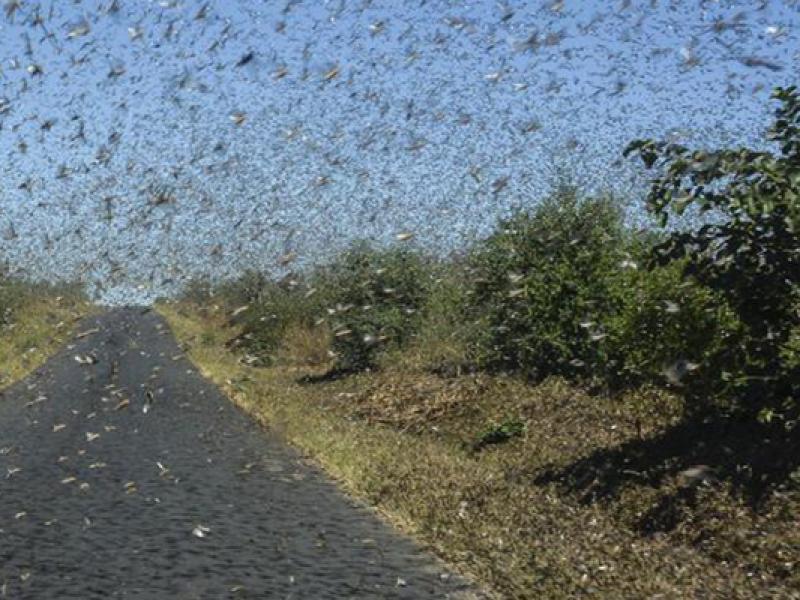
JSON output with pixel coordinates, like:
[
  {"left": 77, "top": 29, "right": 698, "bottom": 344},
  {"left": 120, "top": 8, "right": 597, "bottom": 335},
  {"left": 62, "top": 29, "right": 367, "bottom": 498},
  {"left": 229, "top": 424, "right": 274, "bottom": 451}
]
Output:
[{"left": 0, "top": 308, "right": 477, "bottom": 599}]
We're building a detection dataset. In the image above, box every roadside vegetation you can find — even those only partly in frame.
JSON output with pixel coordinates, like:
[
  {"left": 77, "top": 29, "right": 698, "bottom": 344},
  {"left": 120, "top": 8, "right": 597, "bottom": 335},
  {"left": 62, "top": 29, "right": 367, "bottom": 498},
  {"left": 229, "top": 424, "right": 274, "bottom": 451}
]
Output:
[
  {"left": 159, "top": 87, "right": 800, "bottom": 597},
  {"left": 0, "top": 272, "right": 91, "bottom": 391}
]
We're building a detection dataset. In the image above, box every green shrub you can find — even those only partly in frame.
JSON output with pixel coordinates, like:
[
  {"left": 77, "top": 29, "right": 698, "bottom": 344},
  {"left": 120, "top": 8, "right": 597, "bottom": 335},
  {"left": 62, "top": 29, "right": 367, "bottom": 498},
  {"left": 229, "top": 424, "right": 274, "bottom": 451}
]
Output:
[
  {"left": 470, "top": 419, "right": 526, "bottom": 453},
  {"left": 231, "top": 277, "right": 322, "bottom": 365},
  {"left": 387, "top": 256, "right": 478, "bottom": 373},
  {"left": 215, "top": 269, "right": 269, "bottom": 305},
  {"left": 466, "top": 186, "right": 631, "bottom": 381},
  {"left": 603, "top": 253, "right": 742, "bottom": 394},
  {"left": 462, "top": 187, "right": 741, "bottom": 397},
  {"left": 625, "top": 85, "right": 800, "bottom": 423},
  {"left": 180, "top": 277, "right": 214, "bottom": 305},
  {"left": 313, "top": 241, "right": 432, "bottom": 371}
]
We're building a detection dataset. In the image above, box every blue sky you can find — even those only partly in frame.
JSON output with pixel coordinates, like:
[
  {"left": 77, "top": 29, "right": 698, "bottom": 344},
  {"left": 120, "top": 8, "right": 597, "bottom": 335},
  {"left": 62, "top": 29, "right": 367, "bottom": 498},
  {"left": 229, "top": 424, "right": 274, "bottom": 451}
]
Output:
[{"left": 0, "top": 0, "right": 798, "bottom": 304}]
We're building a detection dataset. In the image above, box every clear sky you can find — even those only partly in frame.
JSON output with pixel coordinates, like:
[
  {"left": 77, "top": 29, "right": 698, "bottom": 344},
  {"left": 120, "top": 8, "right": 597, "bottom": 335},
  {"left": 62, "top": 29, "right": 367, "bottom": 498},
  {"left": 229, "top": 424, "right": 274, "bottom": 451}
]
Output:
[{"left": 0, "top": 0, "right": 798, "bottom": 304}]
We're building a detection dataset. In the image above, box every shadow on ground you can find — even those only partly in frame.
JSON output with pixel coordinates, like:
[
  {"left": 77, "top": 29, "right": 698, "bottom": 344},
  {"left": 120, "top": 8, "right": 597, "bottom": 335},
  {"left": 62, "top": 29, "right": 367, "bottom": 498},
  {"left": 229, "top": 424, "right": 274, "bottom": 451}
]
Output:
[
  {"left": 296, "top": 367, "right": 362, "bottom": 384},
  {"left": 535, "top": 411, "right": 800, "bottom": 533}
]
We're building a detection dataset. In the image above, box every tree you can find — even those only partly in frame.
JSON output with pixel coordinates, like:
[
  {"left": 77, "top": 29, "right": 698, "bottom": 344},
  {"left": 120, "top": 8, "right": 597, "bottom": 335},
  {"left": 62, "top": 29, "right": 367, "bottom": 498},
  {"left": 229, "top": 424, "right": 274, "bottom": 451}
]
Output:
[{"left": 625, "top": 86, "right": 800, "bottom": 426}]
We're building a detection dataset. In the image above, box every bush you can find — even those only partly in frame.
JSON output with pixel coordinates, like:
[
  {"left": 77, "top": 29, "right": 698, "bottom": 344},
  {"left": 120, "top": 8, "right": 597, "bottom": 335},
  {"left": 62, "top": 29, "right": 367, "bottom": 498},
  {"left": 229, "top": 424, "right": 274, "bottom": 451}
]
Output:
[
  {"left": 603, "top": 250, "right": 742, "bottom": 394},
  {"left": 313, "top": 241, "right": 432, "bottom": 371},
  {"left": 180, "top": 277, "right": 214, "bottom": 305},
  {"left": 215, "top": 269, "right": 269, "bottom": 305},
  {"left": 462, "top": 186, "right": 742, "bottom": 398},
  {"left": 625, "top": 85, "right": 800, "bottom": 423},
  {"left": 386, "top": 256, "right": 478, "bottom": 373},
  {"left": 230, "top": 276, "right": 322, "bottom": 365},
  {"left": 466, "top": 186, "right": 631, "bottom": 381}
]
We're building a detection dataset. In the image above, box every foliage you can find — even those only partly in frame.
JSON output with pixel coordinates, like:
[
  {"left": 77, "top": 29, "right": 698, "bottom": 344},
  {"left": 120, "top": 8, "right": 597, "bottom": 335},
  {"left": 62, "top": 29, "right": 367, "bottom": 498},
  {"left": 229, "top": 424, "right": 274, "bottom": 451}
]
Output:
[
  {"left": 602, "top": 244, "right": 741, "bottom": 394},
  {"left": 470, "top": 419, "right": 525, "bottom": 452},
  {"left": 314, "top": 241, "right": 432, "bottom": 371},
  {"left": 180, "top": 276, "right": 214, "bottom": 305},
  {"left": 625, "top": 85, "right": 800, "bottom": 423},
  {"left": 215, "top": 269, "right": 269, "bottom": 305},
  {"left": 385, "top": 256, "right": 477, "bottom": 374},
  {"left": 466, "top": 186, "right": 630, "bottom": 381},
  {"left": 278, "top": 321, "right": 332, "bottom": 366},
  {"left": 201, "top": 87, "right": 799, "bottom": 426},
  {"left": 228, "top": 275, "right": 323, "bottom": 365}
]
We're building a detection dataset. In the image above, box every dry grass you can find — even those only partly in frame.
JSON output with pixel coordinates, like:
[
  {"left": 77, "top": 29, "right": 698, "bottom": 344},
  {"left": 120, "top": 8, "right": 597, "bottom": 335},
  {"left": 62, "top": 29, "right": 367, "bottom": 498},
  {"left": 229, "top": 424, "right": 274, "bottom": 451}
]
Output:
[
  {"left": 158, "top": 301, "right": 800, "bottom": 599},
  {"left": 0, "top": 292, "right": 93, "bottom": 391},
  {"left": 277, "top": 322, "right": 332, "bottom": 367}
]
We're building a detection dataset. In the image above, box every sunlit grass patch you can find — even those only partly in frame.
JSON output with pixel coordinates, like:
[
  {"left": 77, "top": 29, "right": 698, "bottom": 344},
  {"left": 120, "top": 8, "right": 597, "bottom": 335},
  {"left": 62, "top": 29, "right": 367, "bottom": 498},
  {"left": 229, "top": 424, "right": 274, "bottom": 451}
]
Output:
[
  {"left": 0, "top": 285, "right": 92, "bottom": 390},
  {"left": 159, "top": 300, "right": 799, "bottom": 599}
]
